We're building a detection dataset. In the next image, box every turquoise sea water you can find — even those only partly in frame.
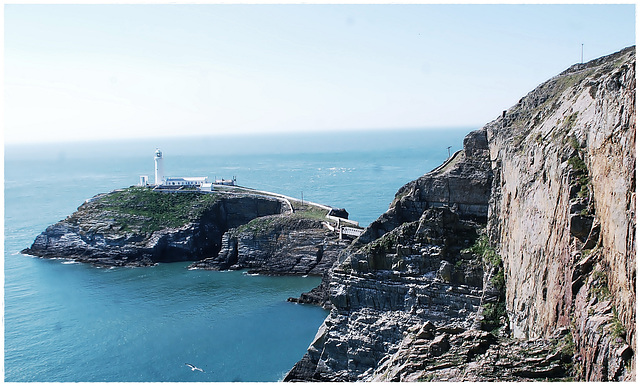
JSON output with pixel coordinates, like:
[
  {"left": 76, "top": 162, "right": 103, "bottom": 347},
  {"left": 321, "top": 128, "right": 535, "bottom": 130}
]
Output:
[{"left": 5, "top": 128, "right": 469, "bottom": 381}]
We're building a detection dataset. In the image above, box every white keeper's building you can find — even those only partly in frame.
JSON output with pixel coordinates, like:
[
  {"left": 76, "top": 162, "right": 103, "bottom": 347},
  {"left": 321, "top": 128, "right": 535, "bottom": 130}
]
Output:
[
  {"left": 164, "top": 176, "right": 209, "bottom": 186},
  {"left": 153, "top": 148, "right": 208, "bottom": 186},
  {"left": 139, "top": 149, "right": 234, "bottom": 189}
]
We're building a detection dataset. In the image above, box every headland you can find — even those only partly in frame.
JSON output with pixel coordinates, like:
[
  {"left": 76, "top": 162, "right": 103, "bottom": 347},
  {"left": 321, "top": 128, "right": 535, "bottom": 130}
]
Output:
[{"left": 284, "top": 46, "right": 635, "bottom": 382}]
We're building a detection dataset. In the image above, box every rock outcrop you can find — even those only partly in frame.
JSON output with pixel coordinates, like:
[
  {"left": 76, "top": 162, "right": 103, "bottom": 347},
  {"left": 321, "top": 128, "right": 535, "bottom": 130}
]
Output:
[
  {"left": 189, "top": 215, "right": 350, "bottom": 275},
  {"left": 286, "top": 46, "right": 635, "bottom": 381},
  {"left": 285, "top": 128, "right": 494, "bottom": 381},
  {"left": 356, "top": 129, "right": 492, "bottom": 247},
  {"left": 23, "top": 188, "right": 286, "bottom": 267}
]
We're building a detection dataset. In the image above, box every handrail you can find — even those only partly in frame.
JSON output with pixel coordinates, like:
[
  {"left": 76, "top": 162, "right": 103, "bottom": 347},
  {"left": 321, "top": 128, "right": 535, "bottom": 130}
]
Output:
[{"left": 428, "top": 149, "right": 463, "bottom": 175}]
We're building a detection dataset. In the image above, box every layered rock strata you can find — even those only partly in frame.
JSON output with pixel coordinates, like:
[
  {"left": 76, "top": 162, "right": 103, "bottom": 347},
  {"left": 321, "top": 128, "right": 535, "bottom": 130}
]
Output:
[
  {"left": 285, "top": 128, "right": 494, "bottom": 381},
  {"left": 189, "top": 215, "right": 350, "bottom": 275},
  {"left": 356, "top": 129, "right": 492, "bottom": 246},
  {"left": 286, "top": 46, "right": 635, "bottom": 381},
  {"left": 371, "top": 324, "right": 574, "bottom": 381}
]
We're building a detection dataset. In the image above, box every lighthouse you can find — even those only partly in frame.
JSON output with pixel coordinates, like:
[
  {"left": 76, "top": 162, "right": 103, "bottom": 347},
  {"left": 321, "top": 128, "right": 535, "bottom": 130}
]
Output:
[{"left": 154, "top": 149, "right": 165, "bottom": 185}]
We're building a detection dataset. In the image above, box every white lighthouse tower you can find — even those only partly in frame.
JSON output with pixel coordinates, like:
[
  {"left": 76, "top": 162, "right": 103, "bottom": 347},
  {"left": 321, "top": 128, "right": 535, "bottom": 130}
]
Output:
[{"left": 154, "top": 149, "right": 165, "bottom": 185}]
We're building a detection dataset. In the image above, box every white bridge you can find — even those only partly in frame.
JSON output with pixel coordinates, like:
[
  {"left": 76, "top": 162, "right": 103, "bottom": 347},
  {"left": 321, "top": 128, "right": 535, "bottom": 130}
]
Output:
[
  {"left": 323, "top": 216, "right": 365, "bottom": 239},
  {"left": 340, "top": 226, "right": 365, "bottom": 238}
]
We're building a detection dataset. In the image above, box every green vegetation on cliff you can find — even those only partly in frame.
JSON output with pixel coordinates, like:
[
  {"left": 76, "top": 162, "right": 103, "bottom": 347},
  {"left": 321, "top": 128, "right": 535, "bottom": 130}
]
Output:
[
  {"left": 292, "top": 202, "right": 330, "bottom": 221},
  {"left": 463, "top": 235, "right": 507, "bottom": 333},
  {"left": 83, "top": 187, "right": 221, "bottom": 233}
]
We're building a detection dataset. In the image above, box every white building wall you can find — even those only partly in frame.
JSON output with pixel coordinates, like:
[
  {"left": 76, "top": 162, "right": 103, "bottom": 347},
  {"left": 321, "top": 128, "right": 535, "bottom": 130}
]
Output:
[{"left": 164, "top": 177, "right": 209, "bottom": 186}]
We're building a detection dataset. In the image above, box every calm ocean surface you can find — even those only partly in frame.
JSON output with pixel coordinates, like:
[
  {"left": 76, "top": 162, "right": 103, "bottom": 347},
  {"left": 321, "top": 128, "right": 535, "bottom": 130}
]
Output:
[{"left": 5, "top": 128, "right": 469, "bottom": 382}]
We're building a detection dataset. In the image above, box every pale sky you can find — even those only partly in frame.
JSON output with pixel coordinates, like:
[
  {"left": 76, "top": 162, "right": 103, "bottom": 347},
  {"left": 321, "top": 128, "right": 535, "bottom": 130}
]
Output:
[{"left": 3, "top": 3, "right": 636, "bottom": 144}]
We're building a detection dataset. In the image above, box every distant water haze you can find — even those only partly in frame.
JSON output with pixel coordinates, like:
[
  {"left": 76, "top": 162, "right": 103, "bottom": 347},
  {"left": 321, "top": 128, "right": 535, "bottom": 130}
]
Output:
[
  {"left": 5, "top": 128, "right": 468, "bottom": 381},
  {"left": 5, "top": 128, "right": 470, "bottom": 226},
  {"left": 6, "top": 127, "right": 469, "bottom": 159}
]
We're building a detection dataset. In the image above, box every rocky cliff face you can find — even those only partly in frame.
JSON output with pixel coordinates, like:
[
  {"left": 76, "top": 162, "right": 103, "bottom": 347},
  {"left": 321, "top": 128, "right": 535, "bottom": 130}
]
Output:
[
  {"left": 286, "top": 46, "right": 635, "bottom": 381},
  {"left": 356, "top": 130, "right": 492, "bottom": 247},
  {"left": 285, "top": 128, "right": 496, "bottom": 381},
  {"left": 486, "top": 46, "right": 635, "bottom": 380},
  {"left": 189, "top": 215, "right": 350, "bottom": 275},
  {"left": 23, "top": 188, "right": 286, "bottom": 266},
  {"left": 23, "top": 188, "right": 346, "bottom": 272}
]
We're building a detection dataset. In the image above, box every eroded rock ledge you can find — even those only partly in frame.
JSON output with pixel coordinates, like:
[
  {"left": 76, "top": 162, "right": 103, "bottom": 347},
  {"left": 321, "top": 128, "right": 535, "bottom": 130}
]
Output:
[{"left": 284, "top": 127, "right": 495, "bottom": 381}]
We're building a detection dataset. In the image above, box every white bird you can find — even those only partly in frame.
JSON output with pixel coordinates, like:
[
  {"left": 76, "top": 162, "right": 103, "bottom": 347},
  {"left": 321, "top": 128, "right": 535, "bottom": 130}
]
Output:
[{"left": 185, "top": 363, "right": 204, "bottom": 372}]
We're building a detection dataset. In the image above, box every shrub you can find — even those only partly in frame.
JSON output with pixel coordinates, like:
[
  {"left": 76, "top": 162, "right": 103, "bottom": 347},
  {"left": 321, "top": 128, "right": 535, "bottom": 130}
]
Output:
[{"left": 465, "top": 235, "right": 502, "bottom": 267}]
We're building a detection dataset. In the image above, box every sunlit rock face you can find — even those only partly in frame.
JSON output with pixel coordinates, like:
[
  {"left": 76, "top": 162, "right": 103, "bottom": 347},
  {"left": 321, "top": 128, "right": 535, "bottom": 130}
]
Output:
[
  {"left": 286, "top": 46, "right": 635, "bottom": 382},
  {"left": 486, "top": 46, "right": 635, "bottom": 380}
]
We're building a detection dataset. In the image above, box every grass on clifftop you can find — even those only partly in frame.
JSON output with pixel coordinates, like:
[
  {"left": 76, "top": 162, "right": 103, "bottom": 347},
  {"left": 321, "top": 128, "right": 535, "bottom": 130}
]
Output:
[
  {"left": 90, "top": 187, "right": 220, "bottom": 232},
  {"left": 291, "top": 202, "right": 330, "bottom": 221}
]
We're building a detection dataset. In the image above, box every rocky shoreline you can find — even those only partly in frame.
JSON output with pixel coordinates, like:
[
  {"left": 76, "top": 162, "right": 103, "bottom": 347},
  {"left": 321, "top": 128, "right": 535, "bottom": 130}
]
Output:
[
  {"left": 284, "top": 127, "right": 496, "bottom": 381},
  {"left": 23, "top": 46, "right": 636, "bottom": 382}
]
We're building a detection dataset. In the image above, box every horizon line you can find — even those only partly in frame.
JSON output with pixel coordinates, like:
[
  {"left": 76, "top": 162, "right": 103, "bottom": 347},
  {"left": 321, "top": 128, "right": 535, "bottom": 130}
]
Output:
[{"left": 4, "top": 125, "right": 479, "bottom": 147}]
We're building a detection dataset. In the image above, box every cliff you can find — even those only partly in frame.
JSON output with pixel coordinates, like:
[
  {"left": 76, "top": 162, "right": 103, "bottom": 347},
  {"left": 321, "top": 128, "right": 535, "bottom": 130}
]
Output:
[
  {"left": 23, "top": 187, "right": 349, "bottom": 273},
  {"left": 285, "top": 46, "right": 635, "bottom": 381},
  {"left": 487, "top": 45, "right": 635, "bottom": 380},
  {"left": 22, "top": 46, "right": 635, "bottom": 382},
  {"left": 189, "top": 215, "right": 350, "bottom": 276},
  {"left": 285, "top": 128, "right": 512, "bottom": 382}
]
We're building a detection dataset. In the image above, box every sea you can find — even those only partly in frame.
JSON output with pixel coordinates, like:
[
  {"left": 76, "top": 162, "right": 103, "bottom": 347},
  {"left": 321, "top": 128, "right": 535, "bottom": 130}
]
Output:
[{"left": 4, "top": 127, "right": 469, "bottom": 382}]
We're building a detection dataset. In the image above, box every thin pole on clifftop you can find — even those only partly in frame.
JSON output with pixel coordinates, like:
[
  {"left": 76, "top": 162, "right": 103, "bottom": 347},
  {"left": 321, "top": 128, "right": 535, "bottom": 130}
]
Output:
[
  {"left": 447, "top": 146, "right": 451, "bottom": 158},
  {"left": 581, "top": 43, "right": 584, "bottom": 64},
  {"left": 301, "top": 191, "right": 304, "bottom": 206}
]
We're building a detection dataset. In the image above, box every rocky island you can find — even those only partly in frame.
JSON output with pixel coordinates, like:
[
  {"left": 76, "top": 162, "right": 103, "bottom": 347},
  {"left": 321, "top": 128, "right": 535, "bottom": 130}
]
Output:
[{"left": 22, "top": 186, "right": 354, "bottom": 272}]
